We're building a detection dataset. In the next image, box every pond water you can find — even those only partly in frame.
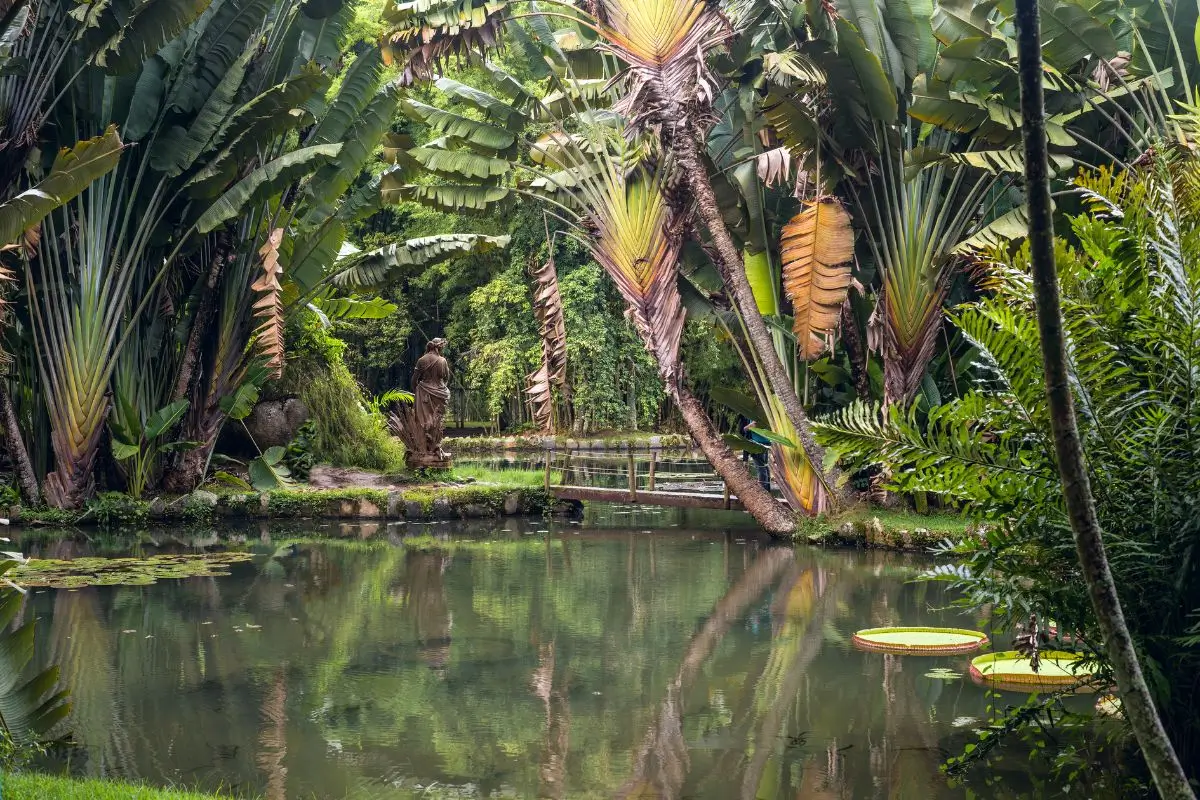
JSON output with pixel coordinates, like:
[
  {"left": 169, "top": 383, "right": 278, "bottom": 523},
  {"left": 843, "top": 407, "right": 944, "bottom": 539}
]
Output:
[{"left": 19, "top": 508, "right": 1045, "bottom": 799}]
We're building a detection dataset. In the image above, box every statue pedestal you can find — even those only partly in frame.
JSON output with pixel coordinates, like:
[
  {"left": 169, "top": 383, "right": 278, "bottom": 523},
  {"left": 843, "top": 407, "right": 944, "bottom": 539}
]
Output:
[{"left": 406, "top": 452, "right": 452, "bottom": 470}]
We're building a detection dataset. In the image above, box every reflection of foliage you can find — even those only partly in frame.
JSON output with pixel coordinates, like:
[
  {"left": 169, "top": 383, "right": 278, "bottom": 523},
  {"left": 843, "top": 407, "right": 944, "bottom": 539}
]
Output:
[
  {"left": 0, "top": 561, "right": 70, "bottom": 746},
  {"left": 27, "top": 533, "right": 1043, "bottom": 798}
]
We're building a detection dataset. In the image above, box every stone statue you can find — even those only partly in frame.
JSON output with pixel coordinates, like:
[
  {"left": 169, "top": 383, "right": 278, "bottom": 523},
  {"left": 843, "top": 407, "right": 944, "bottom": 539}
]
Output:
[{"left": 389, "top": 338, "right": 453, "bottom": 469}]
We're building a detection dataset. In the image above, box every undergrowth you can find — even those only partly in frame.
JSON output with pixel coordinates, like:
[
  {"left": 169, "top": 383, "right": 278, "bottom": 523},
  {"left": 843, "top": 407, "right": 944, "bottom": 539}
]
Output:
[{"left": 276, "top": 313, "right": 405, "bottom": 473}]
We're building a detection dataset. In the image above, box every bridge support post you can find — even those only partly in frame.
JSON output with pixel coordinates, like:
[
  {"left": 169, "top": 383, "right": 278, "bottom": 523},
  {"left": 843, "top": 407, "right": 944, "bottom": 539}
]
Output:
[
  {"left": 723, "top": 481, "right": 731, "bottom": 510},
  {"left": 628, "top": 452, "right": 637, "bottom": 501},
  {"left": 648, "top": 451, "right": 657, "bottom": 492}
]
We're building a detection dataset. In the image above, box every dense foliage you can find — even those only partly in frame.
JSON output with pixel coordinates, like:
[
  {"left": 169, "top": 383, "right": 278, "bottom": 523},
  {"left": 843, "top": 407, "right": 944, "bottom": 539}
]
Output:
[{"left": 819, "top": 152, "right": 1200, "bottom": 770}]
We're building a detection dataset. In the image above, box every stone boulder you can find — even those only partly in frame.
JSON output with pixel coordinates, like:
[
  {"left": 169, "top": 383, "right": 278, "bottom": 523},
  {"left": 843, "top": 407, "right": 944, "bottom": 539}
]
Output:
[{"left": 242, "top": 398, "right": 310, "bottom": 449}]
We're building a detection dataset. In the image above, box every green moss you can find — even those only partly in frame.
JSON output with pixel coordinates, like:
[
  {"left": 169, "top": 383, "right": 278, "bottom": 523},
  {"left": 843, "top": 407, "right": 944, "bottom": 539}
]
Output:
[
  {"left": 264, "top": 487, "right": 388, "bottom": 517},
  {"left": 17, "top": 506, "right": 83, "bottom": 526},
  {"left": 218, "top": 492, "right": 261, "bottom": 517},
  {"left": 797, "top": 508, "right": 979, "bottom": 552},
  {"left": 3, "top": 773, "right": 243, "bottom": 799}
]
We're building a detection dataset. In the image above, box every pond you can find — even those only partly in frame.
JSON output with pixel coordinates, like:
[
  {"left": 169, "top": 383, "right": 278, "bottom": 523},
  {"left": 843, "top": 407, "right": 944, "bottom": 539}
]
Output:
[{"left": 19, "top": 508, "right": 1044, "bottom": 799}]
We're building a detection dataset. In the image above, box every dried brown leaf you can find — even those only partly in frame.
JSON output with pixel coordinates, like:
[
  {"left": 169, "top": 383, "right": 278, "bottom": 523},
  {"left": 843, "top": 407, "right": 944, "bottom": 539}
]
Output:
[
  {"left": 780, "top": 198, "right": 854, "bottom": 359},
  {"left": 251, "top": 228, "right": 285, "bottom": 377}
]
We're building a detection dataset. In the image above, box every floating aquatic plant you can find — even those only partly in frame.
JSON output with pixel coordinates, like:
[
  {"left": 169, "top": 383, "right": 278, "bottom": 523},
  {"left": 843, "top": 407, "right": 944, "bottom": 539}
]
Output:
[
  {"left": 969, "top": 651, "right": 1094, "bottom": 693},
  {"left": 924, "top": 668, "right": 964, "bottom": 681},
  {"left": 852, "top": 626, "right": 989, "bottom": 655},
  {"left": 11, "top": 553, "right": 254, "bottom": 589}
]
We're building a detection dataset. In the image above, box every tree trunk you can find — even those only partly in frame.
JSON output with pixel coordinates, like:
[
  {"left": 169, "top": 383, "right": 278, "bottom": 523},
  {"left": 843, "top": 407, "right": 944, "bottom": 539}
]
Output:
[
  {"left": 668, "top": 131, "right": 842, "bottom": 503},
  {"left": 172, "top": 238, "right": 230, "bottom": 405},
  {"left": 162, "top": 410, "right": 221, "bottom": 493},
  {"left": 668, "top": 378, "right": 795, "bottom": 536},
  {"left": 841, "top": 300, "right": 871, "bottom": 402},
  {"left": 0, "top": 382, "right": 39, "bottom": 505},
  {"left": 43, "top": 410, "right": 106, "bottom": 509},
  {"left": 1014, "top": 3, "right": 1195, "bottom": 797}
]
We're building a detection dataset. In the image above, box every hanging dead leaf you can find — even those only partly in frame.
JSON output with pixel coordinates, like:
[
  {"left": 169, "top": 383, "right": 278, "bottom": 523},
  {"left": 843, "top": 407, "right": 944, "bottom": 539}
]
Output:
[
  {"left": 251, "top": 228, "right": 286, "bottom": 378},
  {"left": 755, "top": 147, "right": 792, "bottom": 187},
  {"left": 780, "top": 198, "right": 854, "bottom": 359},
  {"left": 524, "top": 255, "right": 570, "bottom": 432}
]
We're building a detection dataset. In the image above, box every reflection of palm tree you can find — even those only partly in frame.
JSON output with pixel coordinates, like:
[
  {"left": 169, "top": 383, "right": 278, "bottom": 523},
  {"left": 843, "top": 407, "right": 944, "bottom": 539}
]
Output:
[
  {"left": 531, "top": 643, "right": 570, "bottom": 800},
  {"left": 404, "top": 550, "right": 452, "bottom": 670},
  {"left": 256, "top": 667, "right": 288, "bottom": 800},
  {"left": 617, "top": 546, "right": 795, "bottom": 799},
  {"left": 738, "top": 570, "right": 839, "bottom": 800}
]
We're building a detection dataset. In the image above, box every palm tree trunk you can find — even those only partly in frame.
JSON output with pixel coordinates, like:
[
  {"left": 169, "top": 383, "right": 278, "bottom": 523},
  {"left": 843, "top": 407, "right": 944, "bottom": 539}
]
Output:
[
  {"left": 0, "top": 381, "right": 39, "bottom": 505},
  {"left": 841, "top": 301, "right": 871, "bottom": 402},
  {"left": 1014, "top": 2, "right": 1195, "bottom": 797},
  {"left": 172, "top": 236, "right": 230, "bottom": 404},
  {"left": 667, "top": 378, "right": 795, "bottom": 536},
  {"left": 668, "top": 132, "right": 840, "bottom": 501}
]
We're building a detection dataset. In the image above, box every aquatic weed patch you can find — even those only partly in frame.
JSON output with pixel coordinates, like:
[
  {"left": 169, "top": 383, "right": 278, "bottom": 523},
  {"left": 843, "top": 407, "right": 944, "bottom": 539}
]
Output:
[{"left": 11, "top": 552, "right": 254, "bottom": 588}]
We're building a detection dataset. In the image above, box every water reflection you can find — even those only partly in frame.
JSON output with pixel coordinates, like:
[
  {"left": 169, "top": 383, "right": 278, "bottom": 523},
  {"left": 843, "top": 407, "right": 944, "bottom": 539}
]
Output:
[{"left": 20, "top": 518, "right": 1030, "bottom": 798}]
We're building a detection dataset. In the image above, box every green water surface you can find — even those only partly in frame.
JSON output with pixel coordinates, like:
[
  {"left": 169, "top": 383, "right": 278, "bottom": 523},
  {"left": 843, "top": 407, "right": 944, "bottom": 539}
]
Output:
[{"left": 20, "top": 509, "right": 1034, "bottom": 799}]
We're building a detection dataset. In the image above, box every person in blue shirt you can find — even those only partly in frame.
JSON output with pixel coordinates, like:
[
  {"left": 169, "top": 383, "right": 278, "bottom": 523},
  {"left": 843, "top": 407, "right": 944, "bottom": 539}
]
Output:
[{"left": 743, "top": 420, "right": 772, "bottom": 492}]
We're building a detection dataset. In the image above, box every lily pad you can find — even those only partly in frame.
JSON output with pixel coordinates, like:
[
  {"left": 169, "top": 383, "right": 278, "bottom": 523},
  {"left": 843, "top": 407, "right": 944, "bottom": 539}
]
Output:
[
  {"left": 969, "top": 651, "right": 1094, "bottom": 692},
  {"left": 852, "top": 626, "right": 989, "bottom": 655},
  {"left": 10, "top": 552, "right": 253, "bottom": 589}
]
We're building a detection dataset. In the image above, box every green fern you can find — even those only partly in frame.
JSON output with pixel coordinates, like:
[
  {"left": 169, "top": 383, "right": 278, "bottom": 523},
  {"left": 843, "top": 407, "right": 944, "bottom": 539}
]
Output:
[{"left": 817, "top": 147, "right": 1200, "bottom": 765}]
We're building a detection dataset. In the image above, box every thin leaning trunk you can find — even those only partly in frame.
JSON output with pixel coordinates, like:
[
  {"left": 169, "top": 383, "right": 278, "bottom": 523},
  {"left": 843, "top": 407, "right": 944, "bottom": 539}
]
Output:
[
  {"left": 1014, "top": 2, "right": 1195, "bottom": 797},
  {"left": 668, "top": 378, "right": 795, "bottom": 536},
  {"left": 0, "top": 381, "right": 39, "bottom": 505},
  {"left": 669, "top": 132, "right": 840, "bottom": 501}
]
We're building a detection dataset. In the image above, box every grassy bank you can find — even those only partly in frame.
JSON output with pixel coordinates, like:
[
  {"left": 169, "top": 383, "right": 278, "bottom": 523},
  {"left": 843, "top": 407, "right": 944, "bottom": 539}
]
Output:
[
  {"left": 6, "top": 484, "right": 571, "bottom": 529},
  {"left": 799, "top": 509, "right": 978, "bottom": 552},
  {"left": 3, "top": 773, "right": 242, "bottom": 799}
]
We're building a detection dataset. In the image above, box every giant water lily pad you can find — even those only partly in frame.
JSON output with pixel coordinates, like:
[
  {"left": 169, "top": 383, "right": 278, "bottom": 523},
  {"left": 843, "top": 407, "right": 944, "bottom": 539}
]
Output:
[
  {"left": 969, "top": 651, "right": 1093, "bottom": 692},
  {"left": 851, "top": 626, "right": 988, "bottom": 655},
  {"left": 11, "top": 552, "right": 254, "bottom": 589}
]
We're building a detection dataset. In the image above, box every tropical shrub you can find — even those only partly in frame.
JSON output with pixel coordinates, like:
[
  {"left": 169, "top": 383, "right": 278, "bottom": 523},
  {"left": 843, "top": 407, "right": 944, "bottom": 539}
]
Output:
[{"left": 816, "top": 153, "right": 1200, "bottom": 770}]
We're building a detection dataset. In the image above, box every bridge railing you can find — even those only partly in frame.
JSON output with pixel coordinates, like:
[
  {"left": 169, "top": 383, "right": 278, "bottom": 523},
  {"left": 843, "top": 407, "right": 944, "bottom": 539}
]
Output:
[{"left": 544, "top": 450, "right": 753, "bottom": 509}]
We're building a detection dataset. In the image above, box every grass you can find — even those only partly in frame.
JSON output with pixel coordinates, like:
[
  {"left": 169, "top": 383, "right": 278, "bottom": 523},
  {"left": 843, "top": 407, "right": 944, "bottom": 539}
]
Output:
[
  {"left": 838, "top": 508, "right": 972, "bottom": 534},
  {"left": 3, "top": 773, "right": 245, "bottom": 799},
  {"left": 449, "top": 465, "right": 558, "bottom": 487}
]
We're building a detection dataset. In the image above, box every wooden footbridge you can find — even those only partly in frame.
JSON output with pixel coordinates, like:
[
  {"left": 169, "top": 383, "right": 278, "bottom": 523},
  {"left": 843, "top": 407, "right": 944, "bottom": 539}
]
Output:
[{"left": 543, "top": 451, "right": 751, "bottom": 511}]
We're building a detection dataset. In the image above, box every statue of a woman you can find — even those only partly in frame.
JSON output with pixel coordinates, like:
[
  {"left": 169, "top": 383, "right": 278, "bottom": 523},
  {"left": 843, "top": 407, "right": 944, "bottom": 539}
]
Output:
[{"left": 412, "top": 338, "right": 451, "bottom": 460}]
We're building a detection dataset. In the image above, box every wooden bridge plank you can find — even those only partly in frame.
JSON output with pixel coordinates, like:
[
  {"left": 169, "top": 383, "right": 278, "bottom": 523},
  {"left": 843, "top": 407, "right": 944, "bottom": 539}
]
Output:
[{"left": 551, "top": 485, "right": 746, "bottom": 511}]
